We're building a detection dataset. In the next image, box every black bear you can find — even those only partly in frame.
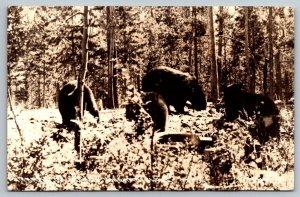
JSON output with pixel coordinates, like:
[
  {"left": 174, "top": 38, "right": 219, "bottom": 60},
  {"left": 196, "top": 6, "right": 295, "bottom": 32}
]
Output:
[
  {"left": 223, "top": 84, "right": 279, "bottom": 121},
  {"left": 58, "top": 80, "right": 100, "bottom": 126},
  {"left": 141, "top": 92, "right": 168, "bottom": 132},
  {"left": 125, "top": 100, "right": 142, "bottom": 122},
  {"left": 142, "top": 66, "right": 206, "bottom": 113},
  {"left": 223, "top": 84, "right": 280, "bottom": 143}
]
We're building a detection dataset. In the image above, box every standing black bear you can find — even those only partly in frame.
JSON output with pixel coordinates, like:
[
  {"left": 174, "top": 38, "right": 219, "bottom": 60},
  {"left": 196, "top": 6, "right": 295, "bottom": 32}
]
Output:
[
  {"left": 58, "top": 80, "right": 100, "bottom": 126},
  {"left": 142, "top": 66, "right": 206, "bottom": 113},
  {"left": 141, "top": 92, "right": 168, "bottom": 132},
  {"left": 223, "top": 84, "right": 280, "bottom": 143}
]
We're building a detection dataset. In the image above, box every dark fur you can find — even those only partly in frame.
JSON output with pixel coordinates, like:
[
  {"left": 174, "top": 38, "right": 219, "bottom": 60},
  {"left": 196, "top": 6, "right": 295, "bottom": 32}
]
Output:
[
  {"left": 223, "top": 84, "right": 280, "bottom": 143},
  {"left": 142, "top": 66, "right": 206, "bottom": 113},
  {"left": 58, "top": 80, "right": 100, "bottom": 126},
  {"left": 223, "top": 84, "right": 279, "bottom": 121},
  {"left": 141, "top": 92, "right": 168, "bottom": 132},
  {"left": 125, "top": 101, "right": 142, "bottom": 121}
]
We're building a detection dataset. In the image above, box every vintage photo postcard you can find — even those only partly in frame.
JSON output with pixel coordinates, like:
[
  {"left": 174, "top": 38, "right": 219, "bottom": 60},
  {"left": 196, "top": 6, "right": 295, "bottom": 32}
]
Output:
[{"left": 7, "top": 6, "right": 294, "bottom": 191}]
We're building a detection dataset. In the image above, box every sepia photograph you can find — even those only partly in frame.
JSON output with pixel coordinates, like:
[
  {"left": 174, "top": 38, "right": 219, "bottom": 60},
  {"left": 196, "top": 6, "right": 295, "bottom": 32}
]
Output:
[{"left": 7, "top": 6, "right": 294, "bottom": 191}]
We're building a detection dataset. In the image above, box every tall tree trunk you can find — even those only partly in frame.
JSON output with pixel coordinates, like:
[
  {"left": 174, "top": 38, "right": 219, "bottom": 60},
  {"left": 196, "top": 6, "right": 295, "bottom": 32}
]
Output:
[
  {"left": 217, "top": 6, "right": 224, "bottom": 86},
  {"left": 71, "top": 29, "right": 77, "bottom": 79},
  {"left": 107, "top": 6, "right": 115, "bottom": 109},
  {"left": 268, "top": 7, "right": 274, "bottom": 98},
  {"left": 244, "top": 7, "right": 252, "bottom": 92},
  {"left": 250, "top": 25, "right": 256, "bottom": 93},
  {"left": 113, "top": 51, "right": 119, "bottom": 108},
  {"left": 113, "top": 17, "right": 118, "bottom": 108},
  {"left": 284, "top": 71, "right": 290, "bottom": 101},
  {"left": 208, "top": 7, "right": 219, "bottom": 102},
  {"left": 263, "top": 43, "right": 268, "bottom": 94},
  {"left": 275, "top": 51, "right": 282, "bottom": 100},
  {"left": 74, "top": 6, "right": 89, "bottom": 154},
  {"left": 263, "top": 60, "right": 268, "bottom": 95},
  {"left": 77, "top": 6, "right": 89, "bottom": 120},
  {"left": 198, "top": 39, "right": 202, "bottom": 79},
  {"left": 223, "top": 39, "right": 227, "bottom": 84},
  {"left": 231, "top": 33, "right": 237, "bottom": 83},
  {"left": 188, "top": 40, "right": 192, "bottom": 68},
  {"left": 192, "top": 7, "right": 198, "bottom": 81}
]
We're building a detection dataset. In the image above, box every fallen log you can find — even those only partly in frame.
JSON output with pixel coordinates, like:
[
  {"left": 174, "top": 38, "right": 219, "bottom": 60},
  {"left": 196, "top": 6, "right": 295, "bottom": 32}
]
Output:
[{"left": 155, "top": 132, "right": 214, "bottom": 152}]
